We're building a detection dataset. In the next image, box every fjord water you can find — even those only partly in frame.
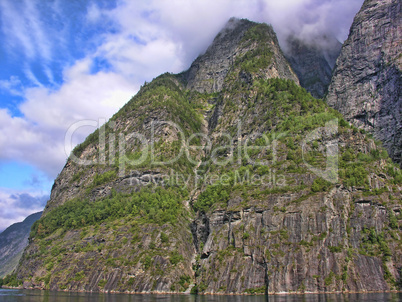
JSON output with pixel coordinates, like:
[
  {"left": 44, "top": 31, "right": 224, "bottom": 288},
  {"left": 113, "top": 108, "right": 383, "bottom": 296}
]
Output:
[{"left": 0, "top": 289, "right": 401, "bottom": 302}]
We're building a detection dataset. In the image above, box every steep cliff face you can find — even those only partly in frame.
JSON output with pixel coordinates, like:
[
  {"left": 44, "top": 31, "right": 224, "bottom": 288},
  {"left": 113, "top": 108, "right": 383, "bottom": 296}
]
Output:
[
  {"left": 326, "top": 0, "right": 402, "bottom": 167},
  {"left": 192, "top": 187, "right": 398, "bottom": 293},
  {"left": 0, "top": 212, "right": 42, "bottom": 278},
  {"left": 11, "top": 18, "right": 402, "bottom": 294},
  {"left": 284, "top": 34, "right": 342, "bottom": 98}
]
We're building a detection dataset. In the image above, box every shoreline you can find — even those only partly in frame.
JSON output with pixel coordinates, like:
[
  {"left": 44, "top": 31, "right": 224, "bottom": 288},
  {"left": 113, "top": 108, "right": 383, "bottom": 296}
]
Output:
[{"left": 2, "top": 286, "right": 401, "bottom": 296}]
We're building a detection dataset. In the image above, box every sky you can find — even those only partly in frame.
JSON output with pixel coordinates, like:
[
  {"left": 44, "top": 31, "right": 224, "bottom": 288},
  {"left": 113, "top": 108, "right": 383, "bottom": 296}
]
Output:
[{"left": 0, "top": 0, "right": 364, "bottom": 231}]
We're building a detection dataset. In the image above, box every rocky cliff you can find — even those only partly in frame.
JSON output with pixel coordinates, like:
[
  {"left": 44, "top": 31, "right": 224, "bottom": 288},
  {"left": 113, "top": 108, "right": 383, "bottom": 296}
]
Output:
[
  {"left": 326, "top": 0, "right": 402, "bottom": 167},
  {"left": 284, "top": 34, "right": 342, "bottom": 98},
  {"left": 0, "top": 212, "right": 42, "bottom": 278},
  {"left": 10, "top": 18, "right": 402, "bottom": 294}
]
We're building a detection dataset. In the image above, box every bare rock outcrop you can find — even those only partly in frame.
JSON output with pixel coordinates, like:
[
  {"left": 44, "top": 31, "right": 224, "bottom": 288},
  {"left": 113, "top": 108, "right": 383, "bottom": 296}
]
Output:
[{"left": 326, "top": 0, "right": 402, "bottom": 166}]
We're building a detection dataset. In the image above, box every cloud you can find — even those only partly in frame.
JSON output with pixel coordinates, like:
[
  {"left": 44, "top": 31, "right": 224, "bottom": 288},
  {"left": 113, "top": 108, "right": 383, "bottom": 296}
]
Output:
[
  {"left": 0, "top": 60, "right": 135, "bottom": 177},
  {"left": 0, "top": 189, "right": 48, "bottom": 231},
  {"left": 0, "top": 0, "right": 52, "bottom": 62},
  {"left": 10, "top": 193, "right": 48, "bottom": 210},
  {"left": 0, "top": 76, "right": 23, "bottom": 96},
  {"left": 23, "top": 67, "right": 43, "bottom": 88},
  {"left": 86, "top": 2, "right": 103, "bottom": 23},
  {"left": 102, "top": 0, "right": 364, "bottom": 70}
]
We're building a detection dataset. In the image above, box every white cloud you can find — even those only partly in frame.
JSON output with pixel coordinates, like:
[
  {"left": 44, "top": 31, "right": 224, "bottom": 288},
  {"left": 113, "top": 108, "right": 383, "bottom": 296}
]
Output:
[
  {"left": 0, "top": 1, "right": 35, "bottom": 59},
  {"left": 0, "top": 0, "right": 52, "bottom": 62},
  {"left": 23, "top": 66, "right": 43, "bottom": 88},
  {"left": 97, "top": 0, "right": 363, "bottom": 72},
  {"left": 86, "top": 2, "right": 102, "bottom": 23},
  {"left": 0, "top": 76, "right": 23, "bottom": 96},
  {"left": 0, "top": 59, "right": 136, "bottom": 177},
  {"left": 0, "top": 188, "right": 47, "bottom": 231},
  {"left": 23, "top": 0, "right": 52, "bottom": 61}
]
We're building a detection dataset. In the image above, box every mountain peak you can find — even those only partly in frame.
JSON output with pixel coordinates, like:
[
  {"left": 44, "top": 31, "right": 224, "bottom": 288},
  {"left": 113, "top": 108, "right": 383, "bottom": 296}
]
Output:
[{"left": 181, "top": 18, "right": 298, "bottom": 93}]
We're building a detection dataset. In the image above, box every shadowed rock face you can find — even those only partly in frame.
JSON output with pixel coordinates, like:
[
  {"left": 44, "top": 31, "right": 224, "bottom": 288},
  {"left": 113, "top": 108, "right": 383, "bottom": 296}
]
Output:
[
  {"left": 0, "top": 212, "right": 42, "bottom": 277},
  {"left": 326, "top": 0, "right": 402, "bottom": 167},
  {"left": 12, "top": 17, "right": 402, "bottom": 294},
  {"left": 284, "top": 34, "right": 342, "bottom": 99}
]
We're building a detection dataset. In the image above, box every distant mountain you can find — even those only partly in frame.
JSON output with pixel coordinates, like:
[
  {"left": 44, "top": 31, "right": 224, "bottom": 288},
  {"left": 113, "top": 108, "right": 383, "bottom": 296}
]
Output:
[
  {"left": 326, "top": 0, "right": 401, "bottom": 167},
  {"left": 0, "top": 212, "right": 42, "bottom": 278},
  {"left": 284, "top": 34, "right": 342, "bottom": 98},
  {"left": 11, "top": 15, "right": 402, "bottom": 294}
]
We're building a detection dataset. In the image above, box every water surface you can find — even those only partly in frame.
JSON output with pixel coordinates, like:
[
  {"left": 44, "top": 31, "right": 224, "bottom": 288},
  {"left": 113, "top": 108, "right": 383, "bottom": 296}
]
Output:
[{"left": 0, "top": 289, "right": 401, "bottom": 302}]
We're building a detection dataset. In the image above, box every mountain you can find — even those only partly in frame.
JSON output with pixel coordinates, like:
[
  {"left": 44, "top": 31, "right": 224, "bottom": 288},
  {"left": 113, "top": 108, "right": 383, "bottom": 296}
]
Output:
[
  {"left": 326, "top": 0, "right": 402, "bottom": 167},
  {"left": 284, "top": 34, "right": 342, "bottom": 99},
  {"left": 10, "top": 18, "right": 402, "bottom": 294},
  {"left": 0, "top": 212, "right": 42, "bottom": 278}
]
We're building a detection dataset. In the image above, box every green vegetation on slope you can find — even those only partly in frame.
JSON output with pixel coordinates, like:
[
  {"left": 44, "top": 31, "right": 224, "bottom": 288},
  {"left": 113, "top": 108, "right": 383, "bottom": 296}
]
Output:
[
  {"left": 31, "top": 186, "right": 188, "bottom": 239},
  {"left": 235, "top": 24, "right": 275, "bottom": 73},
  {"left": 192, "top": 78, "right": 401, "bottom": 214}
]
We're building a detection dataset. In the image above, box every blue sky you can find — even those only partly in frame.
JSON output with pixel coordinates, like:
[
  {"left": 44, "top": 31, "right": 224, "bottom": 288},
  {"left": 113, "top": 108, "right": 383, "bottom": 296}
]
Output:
[{"left": 0, "top": 0, "right": 364, "bottom": 231}]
